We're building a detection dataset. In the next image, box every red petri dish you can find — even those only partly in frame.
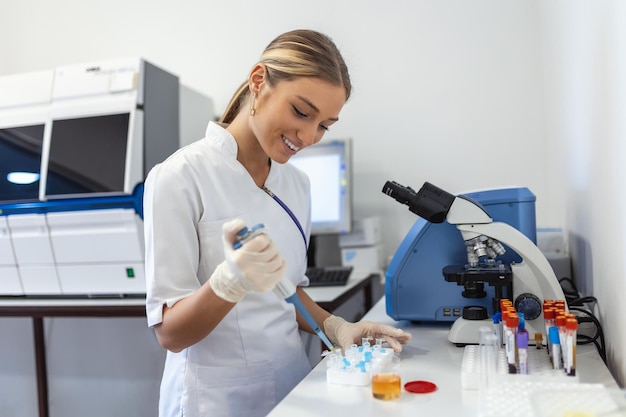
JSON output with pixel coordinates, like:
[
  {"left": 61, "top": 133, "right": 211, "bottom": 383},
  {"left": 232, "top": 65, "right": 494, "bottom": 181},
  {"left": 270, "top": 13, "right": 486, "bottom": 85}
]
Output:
[{"left": 404, "top": 380, "right": 437, "bottom": 394}]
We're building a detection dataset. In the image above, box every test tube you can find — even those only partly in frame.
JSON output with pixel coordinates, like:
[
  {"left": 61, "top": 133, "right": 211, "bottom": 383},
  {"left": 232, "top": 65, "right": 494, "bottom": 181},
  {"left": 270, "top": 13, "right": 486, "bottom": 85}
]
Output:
[
  {"left": 549, "top": 326, "right": 561, "bottom": 370},
  {"left": 479, "top": 327, "right": 498, "bottom": 393},
  {"left": 505, "top": 312, "right": 519, "bottom": 374},
  {"left": 492, "top": 312, "right": 502, "bottom": 347},
  {"left": 565, "top": 317, "right": 578, "bottom": 376},
  {"left": 516, "top": 327, "right": 529, "bottom": 374},
  {"left": 501, "top": 311, "right": 510, "bottom": 353},
  {"left": 556, "top": 314, "right": 567, "bottom": 369},
  {"left": 554, "top": 300, "right": 566, "bottom": 313},
  {"left": 534, "top": 332, "right": 543, "bottom": 349},
  {"left": 544, "top": 307, "right": 556, "bottom": 355},
  {"left": 326, "top": 352, "right": 339, "bottom": 369}
]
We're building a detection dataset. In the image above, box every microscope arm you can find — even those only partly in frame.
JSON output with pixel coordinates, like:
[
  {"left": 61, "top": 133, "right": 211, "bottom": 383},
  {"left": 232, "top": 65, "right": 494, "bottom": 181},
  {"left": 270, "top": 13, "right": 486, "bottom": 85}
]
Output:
[
  {"left": 455, "top": 222, "right": 566, "bottom": 306},
  {"left": 446, "top": 194, "right": 493, "bottom": 225},
  {"left": 444, "top": 188, "right": 566, "bottom": 309}
]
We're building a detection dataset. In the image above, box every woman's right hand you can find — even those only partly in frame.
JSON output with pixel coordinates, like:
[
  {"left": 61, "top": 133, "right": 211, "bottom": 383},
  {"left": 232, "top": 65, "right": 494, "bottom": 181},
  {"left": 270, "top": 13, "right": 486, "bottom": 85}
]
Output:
[{"left": 209, "top": 218, "right": 287, "bottom": 302}]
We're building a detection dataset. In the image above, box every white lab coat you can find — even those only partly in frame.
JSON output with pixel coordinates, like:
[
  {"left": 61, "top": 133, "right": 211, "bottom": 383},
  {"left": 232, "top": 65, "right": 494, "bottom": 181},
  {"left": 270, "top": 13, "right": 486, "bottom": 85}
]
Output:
[{"left": 144, "top": 122, "right": 312, "bottom": 417}]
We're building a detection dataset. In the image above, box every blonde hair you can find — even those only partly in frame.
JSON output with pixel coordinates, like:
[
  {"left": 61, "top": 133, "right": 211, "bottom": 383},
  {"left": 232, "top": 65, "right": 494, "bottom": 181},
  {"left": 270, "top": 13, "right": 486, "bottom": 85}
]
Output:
[{"left": 220, "top": 29, "right": 351, "bottom": 124}]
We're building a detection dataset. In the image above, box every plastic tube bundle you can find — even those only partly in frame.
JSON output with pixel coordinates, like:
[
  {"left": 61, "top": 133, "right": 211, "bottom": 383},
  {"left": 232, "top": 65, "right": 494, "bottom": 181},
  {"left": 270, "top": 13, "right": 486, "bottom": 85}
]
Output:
[
  {"left": 326, "top": 339, "right": 393, "bottom": 386},
  {"left": 544, "top": 299, "right": 577, "bottom": 376}
]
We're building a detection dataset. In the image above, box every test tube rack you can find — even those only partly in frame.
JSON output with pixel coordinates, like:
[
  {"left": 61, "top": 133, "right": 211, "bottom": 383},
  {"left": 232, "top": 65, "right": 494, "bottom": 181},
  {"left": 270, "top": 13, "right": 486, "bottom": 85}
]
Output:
[
  {"left": 461, "top": 344, "right": 579, "bottom": 391},
  {"left": 325, "top": 342, "right": 394, "bottom": 386}
]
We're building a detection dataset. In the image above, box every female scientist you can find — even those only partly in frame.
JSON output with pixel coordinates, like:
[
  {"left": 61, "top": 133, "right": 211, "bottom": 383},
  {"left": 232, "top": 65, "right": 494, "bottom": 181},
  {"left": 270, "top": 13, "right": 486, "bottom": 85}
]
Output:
[{"left": 143, "top": 29, "right": 411, "bottom": 417}]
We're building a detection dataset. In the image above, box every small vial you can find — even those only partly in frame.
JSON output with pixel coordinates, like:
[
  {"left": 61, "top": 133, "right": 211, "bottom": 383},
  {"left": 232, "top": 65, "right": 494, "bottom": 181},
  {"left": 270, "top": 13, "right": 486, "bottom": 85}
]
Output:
[
  {"left": 505, "top": 313, "right": 519, "bottom": 374},
  {"left": 534, "top": 332, "right": 543, "bottom": 349},
  {"left": 492, "top": 312, "right": 502, "bottom": 347},
  {"left": 326, "top": 353, "right": 339, "bottom": 369},
  {"left": 565, "top": 318, "right": 578, "bottom": 376},
  {"left": 544, "top": 307, "right": 556, "bottom": 355},
  {"left": 517, "top": 329, "right": 529, "bottom": 374},
  {"left": 549, "top": 326, "right": 561, "bottom": 370},
  {"left": 479, "top": 327, "right": 498, "bottom": 392},
  {"left": 556, "top": 314, "right": 568, "bottom": 368}
]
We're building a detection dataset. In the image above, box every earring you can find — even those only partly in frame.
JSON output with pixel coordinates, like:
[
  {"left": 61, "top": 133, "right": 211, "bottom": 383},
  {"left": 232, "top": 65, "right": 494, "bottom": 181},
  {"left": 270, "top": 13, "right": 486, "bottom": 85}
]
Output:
[{"left": 250, "top": 94, "right": 256, "bottom": 116}]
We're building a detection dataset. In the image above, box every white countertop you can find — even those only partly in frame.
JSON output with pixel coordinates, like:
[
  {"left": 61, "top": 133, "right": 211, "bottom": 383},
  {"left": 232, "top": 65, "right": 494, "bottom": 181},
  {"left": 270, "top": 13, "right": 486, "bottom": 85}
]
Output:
[{"left": 267, "top": 297, "right": 620, "bottom": 417}]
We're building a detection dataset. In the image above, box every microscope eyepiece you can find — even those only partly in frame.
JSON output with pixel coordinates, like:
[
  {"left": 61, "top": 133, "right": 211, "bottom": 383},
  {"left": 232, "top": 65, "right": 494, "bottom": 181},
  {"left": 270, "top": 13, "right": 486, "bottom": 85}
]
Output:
[
  {"left": 382, "top": 180, "right": 456, "bottom": 224},
  {"left": 382, "top": 181, "right": 417, "bottom": 205}
]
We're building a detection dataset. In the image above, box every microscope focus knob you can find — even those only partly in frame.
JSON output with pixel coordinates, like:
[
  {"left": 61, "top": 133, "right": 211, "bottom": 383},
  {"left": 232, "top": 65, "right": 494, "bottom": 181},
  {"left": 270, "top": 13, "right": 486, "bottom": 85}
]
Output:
[
  {"left": 462, "top": 305, "right": 489, "bottom": 321},
  {"left": 514, "top": 293, "right": 542, "bottom": 321}
]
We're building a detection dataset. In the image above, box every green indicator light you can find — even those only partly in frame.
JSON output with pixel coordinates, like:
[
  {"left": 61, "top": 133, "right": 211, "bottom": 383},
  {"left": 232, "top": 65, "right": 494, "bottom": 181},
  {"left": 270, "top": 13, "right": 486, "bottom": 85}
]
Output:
[{"left": 126, "top": 268, "right": 135, "bottom": 278}]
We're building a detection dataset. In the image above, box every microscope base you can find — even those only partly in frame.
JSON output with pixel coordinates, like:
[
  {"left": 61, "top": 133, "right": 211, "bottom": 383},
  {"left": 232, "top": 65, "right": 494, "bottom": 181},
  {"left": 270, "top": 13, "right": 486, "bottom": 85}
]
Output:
[
  {"left": 447, "top": 317, "right": 493, "bottom": 346},
  {"left": 448, "top": 316, "right": 546, "bottom": 347}
]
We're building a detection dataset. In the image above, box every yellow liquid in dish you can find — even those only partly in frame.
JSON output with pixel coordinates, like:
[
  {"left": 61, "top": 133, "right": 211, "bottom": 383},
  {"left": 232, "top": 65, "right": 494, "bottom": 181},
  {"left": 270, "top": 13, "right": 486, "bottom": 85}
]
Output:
[{"left": 371, "top": 373, "right": 401, "bottom": 400}]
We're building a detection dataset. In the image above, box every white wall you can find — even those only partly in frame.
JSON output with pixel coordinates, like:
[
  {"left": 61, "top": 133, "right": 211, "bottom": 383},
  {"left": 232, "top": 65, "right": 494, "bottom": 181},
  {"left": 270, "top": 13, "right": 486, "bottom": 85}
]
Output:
[
  {"left": 0, "top": 1, "right": 624, "bottom": 416},
  {"left": 0, "top": 0, "right": 553, "bottom": 248},
  {"left": 539, "top": 0, "right": 626, "bottom": 387}
]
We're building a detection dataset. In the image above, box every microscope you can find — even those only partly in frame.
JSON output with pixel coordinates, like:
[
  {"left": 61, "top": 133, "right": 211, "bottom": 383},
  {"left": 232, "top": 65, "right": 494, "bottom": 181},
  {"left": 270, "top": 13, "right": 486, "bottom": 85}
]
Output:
[{"left": 382, "top": 181, "right": 566, "bottom": 345}]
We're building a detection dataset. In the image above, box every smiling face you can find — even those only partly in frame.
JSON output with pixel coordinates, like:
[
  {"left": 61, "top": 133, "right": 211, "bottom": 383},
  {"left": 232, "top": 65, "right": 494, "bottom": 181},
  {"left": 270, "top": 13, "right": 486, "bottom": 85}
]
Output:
[{"left": 249, "top": 68, "right": 347, "bottom": 164}]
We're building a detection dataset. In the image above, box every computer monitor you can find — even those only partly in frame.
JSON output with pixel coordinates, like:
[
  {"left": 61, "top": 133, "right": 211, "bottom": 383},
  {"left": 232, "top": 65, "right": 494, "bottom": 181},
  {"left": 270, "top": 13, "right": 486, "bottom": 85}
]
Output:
[{"left": 288, "top": 138, "right": 352, "bottom": 235}]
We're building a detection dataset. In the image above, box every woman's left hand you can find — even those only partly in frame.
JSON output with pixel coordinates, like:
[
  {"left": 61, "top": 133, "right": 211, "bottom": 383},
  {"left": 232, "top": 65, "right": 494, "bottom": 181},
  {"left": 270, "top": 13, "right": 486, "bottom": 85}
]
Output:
[{"left": 323, "top": 315, "right": 412, "bottom": 353}]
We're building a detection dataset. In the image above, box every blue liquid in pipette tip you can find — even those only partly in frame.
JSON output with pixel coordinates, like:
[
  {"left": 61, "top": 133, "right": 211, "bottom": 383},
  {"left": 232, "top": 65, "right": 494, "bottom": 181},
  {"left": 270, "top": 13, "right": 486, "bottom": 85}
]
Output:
[{"left": 285, "top": 294, "right": 335, "bottom": 351}]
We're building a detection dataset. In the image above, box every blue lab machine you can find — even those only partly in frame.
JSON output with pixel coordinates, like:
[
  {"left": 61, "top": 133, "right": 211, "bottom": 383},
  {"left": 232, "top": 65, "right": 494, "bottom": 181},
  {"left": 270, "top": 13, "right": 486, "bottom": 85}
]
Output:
[{"left": 385, "top": 186, "right": 537, "bottom": 322}]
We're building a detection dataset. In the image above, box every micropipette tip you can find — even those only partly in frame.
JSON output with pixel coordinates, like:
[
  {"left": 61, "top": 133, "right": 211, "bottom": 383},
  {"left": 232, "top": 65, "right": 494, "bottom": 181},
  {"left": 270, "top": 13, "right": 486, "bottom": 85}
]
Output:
[{"left": 316, "top": 328, "right": 335, "bottom": 352}]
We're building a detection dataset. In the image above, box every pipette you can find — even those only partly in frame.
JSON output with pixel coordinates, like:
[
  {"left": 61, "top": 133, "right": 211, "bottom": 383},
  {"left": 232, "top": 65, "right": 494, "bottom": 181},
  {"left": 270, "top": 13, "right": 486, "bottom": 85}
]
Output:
[{"left": 234, "top": 224, "right": 335, "bottom": 351}]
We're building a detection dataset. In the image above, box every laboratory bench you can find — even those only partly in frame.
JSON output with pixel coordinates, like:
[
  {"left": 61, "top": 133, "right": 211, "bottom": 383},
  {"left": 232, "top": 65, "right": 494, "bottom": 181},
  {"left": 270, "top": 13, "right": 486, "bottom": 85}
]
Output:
[
  {"left": 267, "top": 296, "right": 622, "bottom": 417},
  {"left": 0, "top": 270, "right": 378, "bottom": 417}
]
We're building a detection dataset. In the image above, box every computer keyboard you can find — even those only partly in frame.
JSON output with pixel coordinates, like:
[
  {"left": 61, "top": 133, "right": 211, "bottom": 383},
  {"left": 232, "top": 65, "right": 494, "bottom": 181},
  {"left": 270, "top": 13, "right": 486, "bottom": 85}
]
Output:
[{"left": 306, "top": 266, "right": 353, "bottom": 287}]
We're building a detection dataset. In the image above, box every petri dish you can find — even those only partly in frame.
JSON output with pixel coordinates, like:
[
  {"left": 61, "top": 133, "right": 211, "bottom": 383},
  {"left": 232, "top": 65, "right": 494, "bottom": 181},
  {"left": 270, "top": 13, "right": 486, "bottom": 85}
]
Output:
[{"left": 404, "top": 380, "right": 437, "bottom": 394}]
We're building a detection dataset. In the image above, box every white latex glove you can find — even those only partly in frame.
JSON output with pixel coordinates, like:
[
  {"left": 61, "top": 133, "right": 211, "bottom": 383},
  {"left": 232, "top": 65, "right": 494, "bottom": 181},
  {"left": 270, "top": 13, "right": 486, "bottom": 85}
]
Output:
[
  {"left": 323, "top": 315, "right": 412, "bottom": 353},
  {"left": 209, "top": 218, "right": 287, "bottom": 303}
]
